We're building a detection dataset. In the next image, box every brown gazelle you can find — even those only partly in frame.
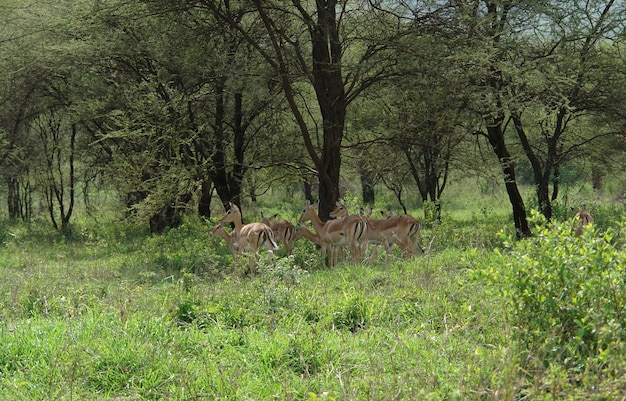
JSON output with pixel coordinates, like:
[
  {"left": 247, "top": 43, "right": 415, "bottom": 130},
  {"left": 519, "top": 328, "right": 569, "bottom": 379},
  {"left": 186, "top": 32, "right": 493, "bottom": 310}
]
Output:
[
  {"left": 211, "top": 222, "right": 236, "bottom": 255},
  {"left": 298, "top": 201, "right": 367, "bottom": 267},
  {"left": 293, "top": 224, "right": 322, "bottom": 247},
  {"left": 333, "top": 203, "right": 423, "bottom": 257},
  {"left": 393, "top": 213, "right": 423, "bottom": 256},
  {"left": 357, "top": 207, "right": 398, "bottom": 258},
  {"left": 572, "top": 207, "right": 594, "bottom": 236},
  {"left": 261, "top": 212, "right": 296, "bottom": 256},
  {"left": 220, "top": 202, "right": 279, "bottom": 274}
]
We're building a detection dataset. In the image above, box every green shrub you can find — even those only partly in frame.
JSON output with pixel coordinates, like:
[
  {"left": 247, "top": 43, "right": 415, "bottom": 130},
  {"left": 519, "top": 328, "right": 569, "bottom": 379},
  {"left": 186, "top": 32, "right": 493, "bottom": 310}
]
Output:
[{"left": 476, "top": 210, "right": 626, "bottom": 378}]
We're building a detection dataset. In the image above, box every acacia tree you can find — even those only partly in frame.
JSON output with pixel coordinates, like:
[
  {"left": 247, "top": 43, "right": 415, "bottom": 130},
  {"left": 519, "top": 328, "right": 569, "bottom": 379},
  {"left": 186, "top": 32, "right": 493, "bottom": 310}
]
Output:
[
  {"left": 202, "top": 0, "right": 408, "bottom": 219},
  {"left": 67, "top": 1, "right": 285, "bottom": 230},
  {"left": 0, "top": 0, "right": 94, "bottom": 228},
  {"left": 31, "top": 112, "right": 76, "bottom": 231},
  {"left": 451, "top": 0, "right": 533, "bottom": 236},
  {"left": 453, "top": 0, "right": 626, "bottom": 233},
  {"left": 392, "top": 39, "right": 471, "bottom": 220},
  {"left": 164, "top": 2, "right": 288, "bottom": 216},
  {"left": 0, "top": 68, "right": 39, "bottom": 220},
  {"left": 80, "top": 4, "right": 198, "bottom": 231},
  {"left": 0, "top": 2, "right": 46, "bottom": 220},
  {"left": 508, "top": 0, "right": 626, "bottom": 220}
]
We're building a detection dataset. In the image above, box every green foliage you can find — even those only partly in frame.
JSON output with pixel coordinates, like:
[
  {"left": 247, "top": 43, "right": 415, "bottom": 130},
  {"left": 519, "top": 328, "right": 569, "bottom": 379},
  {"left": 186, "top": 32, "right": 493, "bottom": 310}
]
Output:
[
  {"left": 0, "top": 213, "right": 516, "bottom": 400},
  {"left": 4, "top": 193, "right": 626, "bottom": 399},
  {"left": 473, "top": 210, "right": 626, "bottom": 393},
  {"left": 332, "top": 293, "right": 372, "bottom": 332}
]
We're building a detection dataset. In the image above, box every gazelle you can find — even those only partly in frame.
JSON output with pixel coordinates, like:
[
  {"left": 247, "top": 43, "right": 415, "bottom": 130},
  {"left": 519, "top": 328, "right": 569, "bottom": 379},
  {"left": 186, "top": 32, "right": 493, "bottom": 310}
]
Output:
[
  {"left": 261, "top": 212, "right": 296, "bottom": 255},
  {"left": 331, "top": 203, "right": 394, "bottom": 259},
  {"left": 298, "top": 201, "right": 367, "bottom": 267},
  {"left": 211, "top": 222, "right": 236, "bottom": 254},
  {"left": 332, "top": 203, "right": 423, "bottom": 257},
  {"left": 220, "top": 202, "right": 279, "bottom": 274},
  {"left": 572, "top": 207, "right": 594, "bottom": 237},
  {"left": 393, "top": 213, "right": 423, "bottom": 256},
  {"left": 293, "top": 224, "right": 322, "bottom": 247}
]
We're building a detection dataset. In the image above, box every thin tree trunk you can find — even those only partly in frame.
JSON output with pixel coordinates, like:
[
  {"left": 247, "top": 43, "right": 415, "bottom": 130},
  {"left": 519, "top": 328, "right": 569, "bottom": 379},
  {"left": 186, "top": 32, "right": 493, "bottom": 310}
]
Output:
[
  {"left": 486, "top": 124, "right": 531, "bottom": 237},
  {"left": 7, "top": 177, "right": 20, "bottom": 219},
  {"left": 198, "top": 180, "right": 213, "bottom": 218},
  {"left": 361, "top": 170, "right": 375, "bottom": 205}
]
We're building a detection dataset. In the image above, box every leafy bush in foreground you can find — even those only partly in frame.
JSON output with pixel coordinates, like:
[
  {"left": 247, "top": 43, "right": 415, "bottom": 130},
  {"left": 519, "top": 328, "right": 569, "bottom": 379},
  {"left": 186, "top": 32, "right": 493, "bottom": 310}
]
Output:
[{"left": 474, "top": 211, "right": 626, "bottom": 395}]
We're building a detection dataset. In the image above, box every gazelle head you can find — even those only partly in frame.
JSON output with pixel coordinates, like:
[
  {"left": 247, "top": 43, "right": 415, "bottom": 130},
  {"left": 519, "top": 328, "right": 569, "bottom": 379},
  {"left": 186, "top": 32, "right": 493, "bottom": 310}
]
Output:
[
  {"left": 220, "top": 202, "right": 241, "bottom": 223},
  {"left": 211, "top": 222, "right": 227, "bottom": 237},
  {"left": 298, "top": 201, "right": 314, "bottom": 223},
  {"left": 329, "top": 201, "right": 348, "bottom": 218},
  {"left": 572, "top": 206, "right": 593, "bottom": 236}
]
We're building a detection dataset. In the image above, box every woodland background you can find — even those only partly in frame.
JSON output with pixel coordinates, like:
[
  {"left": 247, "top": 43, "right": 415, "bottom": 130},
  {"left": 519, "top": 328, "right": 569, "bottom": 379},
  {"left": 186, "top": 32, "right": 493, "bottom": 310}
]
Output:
[{"left": 2, "top": 0, "right": 626, "bottom": 233}]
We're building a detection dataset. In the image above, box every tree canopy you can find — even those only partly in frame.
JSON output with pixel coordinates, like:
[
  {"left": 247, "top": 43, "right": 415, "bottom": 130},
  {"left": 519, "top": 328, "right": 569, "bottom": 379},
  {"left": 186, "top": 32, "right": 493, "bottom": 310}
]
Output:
[{"left": 1, "top": 0, "right": 625, "bottom": 232}]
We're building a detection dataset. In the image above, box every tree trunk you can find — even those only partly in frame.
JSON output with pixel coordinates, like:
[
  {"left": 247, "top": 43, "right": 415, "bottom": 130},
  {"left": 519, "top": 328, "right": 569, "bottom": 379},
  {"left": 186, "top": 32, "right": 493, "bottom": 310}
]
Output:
[
  {"left": 513, "top": 110, "right": 559, "bottom": 221},
  {"left": 317, "top": 151, "right": 341, "bottom": 221},
  {"left": 486, "top": 124, "right": 531, "bottom": 237},
  {"left": 536, "top": 179, "right": 552, "bottom": 221},
  {"left": 7, "top": 177, "right": 21, "bottom": 219},
  {"left": 303, "top": 179, "right": 313, "bottom": 203},
  {"left": 361, "top": 170, "right": 375, "bottom": 205},
  {"left": 551, "top": 164, "right": 560, "bottom": 201},
  {"left": 308, "top": 0, "right": 345, "bottom": 221},
  {"left": 209, "top": 78, "right": 240, "bottom": 207},
  {"left": 592, "top": 167, "right": 603, "bottom": 190},
  {"left": 198, "top": 179, "right": 213, "bottom": 218},
  {"left": 61, "top": 123, "right": 77, "bottom": 232}
]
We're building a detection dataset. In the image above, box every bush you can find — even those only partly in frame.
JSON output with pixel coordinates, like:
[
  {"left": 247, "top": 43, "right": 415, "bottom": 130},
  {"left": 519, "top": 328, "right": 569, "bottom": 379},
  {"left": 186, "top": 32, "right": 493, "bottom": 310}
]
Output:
[{"left": 475, "top": 210, "right": 626, "bottom": 382}]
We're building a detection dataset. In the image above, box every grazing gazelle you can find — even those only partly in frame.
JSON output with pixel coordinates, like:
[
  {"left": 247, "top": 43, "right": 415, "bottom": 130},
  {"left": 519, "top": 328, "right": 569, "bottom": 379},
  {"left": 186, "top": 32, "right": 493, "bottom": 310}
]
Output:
[
  {"left": 298, "top": 201, "right": 367, "bottom": 267},
  {"left": 293, "top": 224, "right": 322, "bottom": 247},
  {"left": 261, "top": 212, "right": 296, "bottom": 256},
  {"left": 332, "top": 202, "right": 423, "bottom": 258},
  {"left": 219, "top": 202, "right": 279, "bottom": 274},
  {"left": 211, "top": 222, "right": 236, "bottom": 255},
  {"left": 572, "top": 207, "right": 594, "bottom": 237}
]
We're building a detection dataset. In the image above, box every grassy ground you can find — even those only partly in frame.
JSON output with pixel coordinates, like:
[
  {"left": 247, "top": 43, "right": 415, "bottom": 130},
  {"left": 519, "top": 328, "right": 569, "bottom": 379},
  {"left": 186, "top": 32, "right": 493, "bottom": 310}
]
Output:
[{"left": 1, "top": 182, "right": 625, "bottom": 400}]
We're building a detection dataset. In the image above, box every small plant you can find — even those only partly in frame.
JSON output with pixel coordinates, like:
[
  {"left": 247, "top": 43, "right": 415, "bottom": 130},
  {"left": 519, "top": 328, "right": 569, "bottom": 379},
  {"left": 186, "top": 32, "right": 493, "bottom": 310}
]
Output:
[
  {"left": 332, "top": 294, "right": 371, "bottom": 332},
  {"left": 307, "top": 391, "right": 337, "bottom": 401},
  {"left": 259, "top": 256, "right": 308, "bottom": 287},
  {"left": 171, "top": 299, "right": 198, "bottom": 326}
]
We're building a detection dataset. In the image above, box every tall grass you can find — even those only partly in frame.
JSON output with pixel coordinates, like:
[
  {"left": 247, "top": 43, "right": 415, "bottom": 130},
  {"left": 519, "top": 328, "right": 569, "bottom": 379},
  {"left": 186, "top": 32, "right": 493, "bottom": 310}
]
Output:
[{"left": 1, "top": 190, "right": 626, "bottom": 399}]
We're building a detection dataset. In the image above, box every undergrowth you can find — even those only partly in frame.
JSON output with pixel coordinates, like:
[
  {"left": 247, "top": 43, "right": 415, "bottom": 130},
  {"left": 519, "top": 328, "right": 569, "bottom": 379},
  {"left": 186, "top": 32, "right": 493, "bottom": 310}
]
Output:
[
  {"left": 1, "top": 204, "right": 626, "bottom": 399},
  {"left": 470, "top": 210, "right": 626, "bottom": 398}
]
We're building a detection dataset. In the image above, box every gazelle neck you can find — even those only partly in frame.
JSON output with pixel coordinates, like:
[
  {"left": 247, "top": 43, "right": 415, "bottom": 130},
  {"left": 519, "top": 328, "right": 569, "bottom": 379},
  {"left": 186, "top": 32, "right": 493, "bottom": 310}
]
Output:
[
  {"left": 306, "top": 207, "right": 325, "bottom": 233},
  {"left": 230, "top": 215, "right": 243, "bottom": 232}
]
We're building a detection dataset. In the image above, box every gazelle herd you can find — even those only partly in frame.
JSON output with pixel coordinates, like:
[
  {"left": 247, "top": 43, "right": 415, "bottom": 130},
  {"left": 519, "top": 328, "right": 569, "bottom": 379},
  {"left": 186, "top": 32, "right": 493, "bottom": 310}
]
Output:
[
  {"left": 212, "top": 200, "right": 425, "bottom": 271},
  {"left": 212, "top": 201, "right": 596, "bottom": 272}
]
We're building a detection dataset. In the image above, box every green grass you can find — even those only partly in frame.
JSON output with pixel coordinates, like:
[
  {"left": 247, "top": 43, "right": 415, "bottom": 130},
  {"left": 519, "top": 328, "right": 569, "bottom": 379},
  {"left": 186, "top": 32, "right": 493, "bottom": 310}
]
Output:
[{"left": 1, "top": 194, "right": 626, "bottom": 400}]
